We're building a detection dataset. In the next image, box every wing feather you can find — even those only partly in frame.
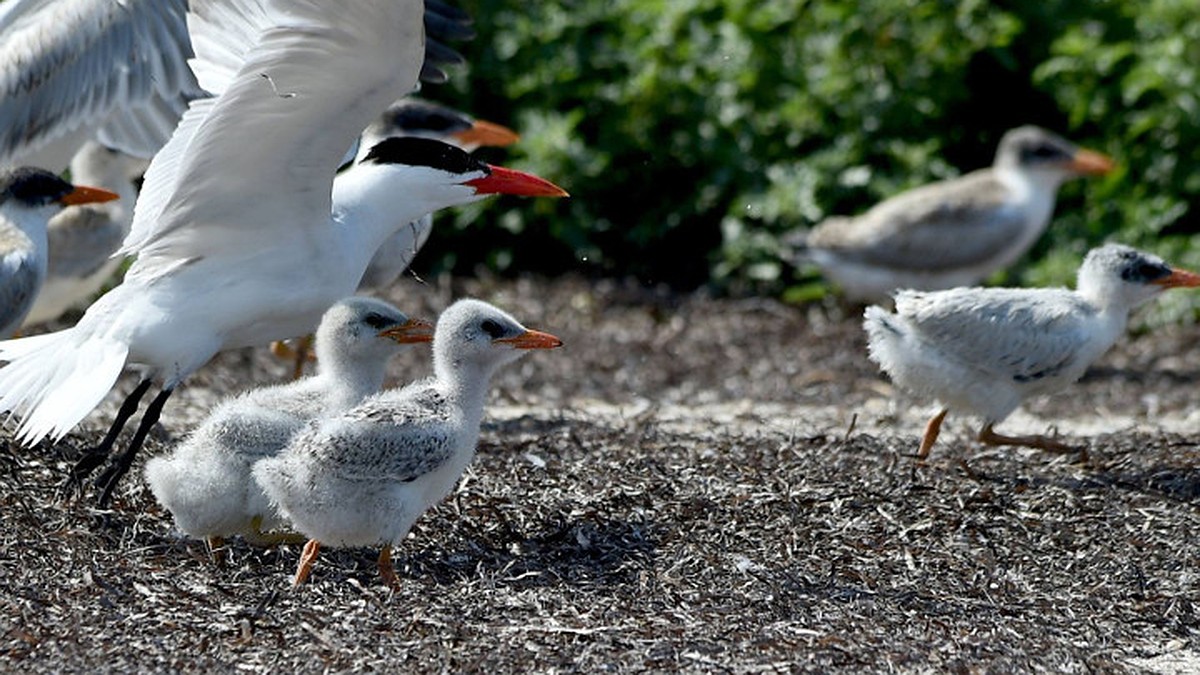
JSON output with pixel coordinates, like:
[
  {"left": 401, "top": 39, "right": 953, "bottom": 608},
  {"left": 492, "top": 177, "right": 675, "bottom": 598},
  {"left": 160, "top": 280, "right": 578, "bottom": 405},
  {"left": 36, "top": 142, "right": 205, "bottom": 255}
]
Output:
[
  {"left": 0, "top": 0, "right": 200, "bottom": 166},
  {"left": 126, "top": 0, "right": 425, "bottom": 270},
  {"left": 894, "top": 288, "right": 1095, "bottom": 383}
]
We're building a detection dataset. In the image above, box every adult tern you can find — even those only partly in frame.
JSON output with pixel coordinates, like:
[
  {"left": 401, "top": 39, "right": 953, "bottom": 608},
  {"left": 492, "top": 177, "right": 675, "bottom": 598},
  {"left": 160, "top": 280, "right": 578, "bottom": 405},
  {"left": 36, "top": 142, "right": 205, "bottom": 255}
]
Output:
[{"left": 0, "top": 167, "right": 118, "bottom": 337}]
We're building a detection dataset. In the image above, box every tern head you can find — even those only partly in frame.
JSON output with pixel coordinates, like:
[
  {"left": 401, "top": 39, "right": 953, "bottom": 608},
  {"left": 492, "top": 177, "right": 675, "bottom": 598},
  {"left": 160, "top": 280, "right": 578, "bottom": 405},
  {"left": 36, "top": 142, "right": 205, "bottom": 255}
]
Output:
[
  {"left": 359, "top": 137, "right": 567, "bottom": 212},
  {"left": 432, "top": 298, "right": 562, "bottom": 379},
  {"left": 995, "top": 126, "right": 1114, "bottom": 185},
  {"left": 367, "top": 99, "right": 520, "bottom": 152},
  {"left": 314, "top": 297, "right": 433, "bottom": 371},
  {"left": 1077, "top": 244, "right": 1200, "bottom": 309},
  {"left": 0, "top": 167, "right": 119, "bottom": 212}
]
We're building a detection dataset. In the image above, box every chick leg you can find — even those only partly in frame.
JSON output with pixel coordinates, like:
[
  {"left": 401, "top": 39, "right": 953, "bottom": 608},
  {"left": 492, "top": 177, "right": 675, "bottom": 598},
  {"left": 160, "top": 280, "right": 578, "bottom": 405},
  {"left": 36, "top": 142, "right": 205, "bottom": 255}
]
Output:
[
  {"left": 378, "top": 546, "right": 401, "bottom": 590},
  {"left": 916, "top": 408, "right": 949, "bottom": 460},
  {"left": 293, "top": 539, "right": 321, "bottom": 587}
]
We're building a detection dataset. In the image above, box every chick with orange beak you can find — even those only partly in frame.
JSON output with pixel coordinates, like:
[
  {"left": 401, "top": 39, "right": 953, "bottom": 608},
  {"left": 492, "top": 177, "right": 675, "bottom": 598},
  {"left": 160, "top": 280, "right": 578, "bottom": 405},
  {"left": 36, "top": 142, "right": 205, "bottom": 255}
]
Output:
[{"left": 864, "top": 244, "right": 1200, "bottom": 459}]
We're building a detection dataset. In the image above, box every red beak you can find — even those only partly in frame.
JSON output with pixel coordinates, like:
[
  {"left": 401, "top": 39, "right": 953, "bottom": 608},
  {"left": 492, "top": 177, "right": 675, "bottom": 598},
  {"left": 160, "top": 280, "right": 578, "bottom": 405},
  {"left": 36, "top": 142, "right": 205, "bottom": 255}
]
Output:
[
  {"left": 464, "top": 166, "right": 569, "bottom": 198},
  {"left": 1152, "top": 268, "right": 1200, "bottom": 289}
]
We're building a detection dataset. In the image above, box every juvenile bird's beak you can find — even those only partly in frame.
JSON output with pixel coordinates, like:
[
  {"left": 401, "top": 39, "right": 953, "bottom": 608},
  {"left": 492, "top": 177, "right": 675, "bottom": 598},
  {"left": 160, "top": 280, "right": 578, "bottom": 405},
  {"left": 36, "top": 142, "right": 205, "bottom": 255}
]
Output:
[
  {"left": 464, "top": 166, "right": 569, "bottom": 198},
  {"left": 60, "top": 185, "right": 120, "bottom": 206},
  {"left": 1066, "top": 148, "right": 1115, "bottom": 176},
  {"left": 379, "top": 317, "right": 435, "bottom": 344},
  {"left": 453, "top": 119, "right": 520, "bottom": 148},
  {"left": 494, "top": 329, "right": 564, "bottom": 350},
  {"left": 1152, "top": 268, "right": 1200, "bottom": 289}
]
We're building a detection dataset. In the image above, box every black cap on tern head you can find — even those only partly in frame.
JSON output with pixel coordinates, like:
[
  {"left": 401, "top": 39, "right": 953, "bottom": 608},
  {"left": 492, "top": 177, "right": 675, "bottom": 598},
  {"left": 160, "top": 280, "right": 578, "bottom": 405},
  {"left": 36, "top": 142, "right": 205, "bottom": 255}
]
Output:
[
  {"left": 361, "top": 137, "right": 488, "bottom": 176},
  {"left": 380, "top": 99, "right": 473, "bottom": 136},
  {"left": 0, "top": 167, "right": 74, "bottom": 207}
]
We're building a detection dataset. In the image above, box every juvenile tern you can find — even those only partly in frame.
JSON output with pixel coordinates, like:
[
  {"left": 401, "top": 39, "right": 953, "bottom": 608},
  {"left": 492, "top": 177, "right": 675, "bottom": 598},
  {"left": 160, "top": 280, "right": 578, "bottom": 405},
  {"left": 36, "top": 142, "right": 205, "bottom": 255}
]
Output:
[
  {"left": 0, "top": 0, "right": 566, "bottom": 507},
  {"left": 145, "top": 298, "right": 433, "bottom": 548},
  {"left": 253, "top": 299, "right": 562, "bottom": 588},
  {"left": 799, "top": 126, "right": 1115, "bottom": 302},
  {"left": 864, "top": 244, "right": 1200, "bottom": 458},
  {"left": 0, "top": 167, "right": 118, "bottom": 337}
]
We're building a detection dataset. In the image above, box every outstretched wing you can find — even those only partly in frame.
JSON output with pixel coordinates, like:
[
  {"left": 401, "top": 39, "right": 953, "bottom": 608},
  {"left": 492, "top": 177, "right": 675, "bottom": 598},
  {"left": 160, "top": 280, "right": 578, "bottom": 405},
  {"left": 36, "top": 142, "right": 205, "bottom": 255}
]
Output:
[
  {"left": 125, "top": 0, "right": 426, "bottom": 272},
  {"left": 0, "top": 0, "right": 200, "bottom": 167}
]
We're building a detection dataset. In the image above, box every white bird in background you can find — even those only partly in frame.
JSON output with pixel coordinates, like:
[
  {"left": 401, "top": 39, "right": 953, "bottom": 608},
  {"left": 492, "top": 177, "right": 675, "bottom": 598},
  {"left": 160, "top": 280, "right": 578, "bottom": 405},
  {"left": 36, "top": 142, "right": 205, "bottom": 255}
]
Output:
[
  {"left": 0, "top": 0, "right": 473, "bottom": 171},
  {"left": 0, "top": 0, "right": 567, "bottom": 507},
  {"left": 796, "top": 126, "right": 1115, "bottom": 302},
  {"left": 0, "top": 167, "right": 118, "bottom": 337},
  {"left": 22, "top": 142, "right": 149, "bottom": 326},
  {"left": 145, "top": 297, "right": 433, "bottom": 550},
  {"left": 254, "top": 299, "right": 563, "bottom": 589},
  {"left": 864, "top": 244, "right": 1200, "bottom": 459},
  {"left": 357, "top": 98, "right": 521, "bottom": 294}
]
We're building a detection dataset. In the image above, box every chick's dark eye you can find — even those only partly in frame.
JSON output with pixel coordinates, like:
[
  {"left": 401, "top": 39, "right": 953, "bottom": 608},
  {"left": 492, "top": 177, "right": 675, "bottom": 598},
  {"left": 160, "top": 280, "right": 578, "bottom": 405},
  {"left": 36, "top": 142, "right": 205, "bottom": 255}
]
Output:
[
  {"left": 480, "top": 319, "right": 505, "bottom": 339},
  {"left": 1029, "top": 144, "right": 1062, "bottom": 159},
  {"left": 363, "top": 312, "right": 392, "bottom": 329}
]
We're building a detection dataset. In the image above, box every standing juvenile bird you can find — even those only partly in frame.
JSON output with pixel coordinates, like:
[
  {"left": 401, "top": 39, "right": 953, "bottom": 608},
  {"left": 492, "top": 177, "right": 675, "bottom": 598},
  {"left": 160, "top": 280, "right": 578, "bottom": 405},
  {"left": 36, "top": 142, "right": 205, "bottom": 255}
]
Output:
[
  {"left": 254, "top": 299, "right": 563, "bottom": 589},
  {"left": 0, "top": 167, "right": 118, "bottom": 337},
  {"left": 864, "top": 244, "right": 1200, "bottom": 459},
  {"left": 797, "top": 126, "right": 1115, "bottom": 302},
  {"left": 144, "top": 297, "right": 433, "bottom": 549}
]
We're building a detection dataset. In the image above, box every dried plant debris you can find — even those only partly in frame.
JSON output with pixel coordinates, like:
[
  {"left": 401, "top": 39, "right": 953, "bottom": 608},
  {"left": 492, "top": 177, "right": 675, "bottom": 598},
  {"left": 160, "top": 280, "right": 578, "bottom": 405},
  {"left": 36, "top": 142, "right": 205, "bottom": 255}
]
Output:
[{"left": 2, "top": 275, "right": 1199, "bottom": 672}]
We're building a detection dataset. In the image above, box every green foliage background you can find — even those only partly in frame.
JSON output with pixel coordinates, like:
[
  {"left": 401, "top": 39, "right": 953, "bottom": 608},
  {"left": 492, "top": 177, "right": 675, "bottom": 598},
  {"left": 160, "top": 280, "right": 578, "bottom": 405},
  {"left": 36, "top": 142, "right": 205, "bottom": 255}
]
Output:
[{"left": 422, "top": 0, "right": 1200, "bottom": 309}]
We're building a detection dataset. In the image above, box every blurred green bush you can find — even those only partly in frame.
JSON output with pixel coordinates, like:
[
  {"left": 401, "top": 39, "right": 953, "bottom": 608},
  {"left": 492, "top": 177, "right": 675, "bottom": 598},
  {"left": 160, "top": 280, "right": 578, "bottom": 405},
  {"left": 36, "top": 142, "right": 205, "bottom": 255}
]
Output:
[{"left": 424, "top": 0, "right": 1200, "bottom": 302}]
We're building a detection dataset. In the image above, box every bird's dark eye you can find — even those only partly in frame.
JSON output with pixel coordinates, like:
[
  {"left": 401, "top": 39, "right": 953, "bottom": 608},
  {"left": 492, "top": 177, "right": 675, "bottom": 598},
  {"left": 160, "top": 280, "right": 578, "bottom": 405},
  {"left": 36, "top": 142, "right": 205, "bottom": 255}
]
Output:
[
  {"left": 1025, "top": 144, "right": 1063, "bottom": 161},
  {"left": 480, "top": 319, "right": 505, "bottom": 339},
  {"left": 1121, "top": 261, "right": 1170, "bottom": 283},
  {"left": 363, "top": 312, "right": 393, "bottom": 329}
]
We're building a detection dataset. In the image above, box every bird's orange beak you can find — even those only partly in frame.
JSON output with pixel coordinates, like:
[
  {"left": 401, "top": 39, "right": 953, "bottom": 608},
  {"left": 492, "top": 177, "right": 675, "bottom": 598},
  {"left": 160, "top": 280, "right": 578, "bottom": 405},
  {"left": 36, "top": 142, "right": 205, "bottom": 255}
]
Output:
[
  {"left": 452, "top": 119, "right": 520, "bottom": 148},
  {"left": 1152, "top": 268, "right": 1200, "bottom": 289},
  {"left": 465, "top": 166, "right": 568, "bottom": 198},
  {"left": 1066, "top": 149, "right": 1115, "bottom": 176},
  {"left": 378, "top": 317, "right": 435, "bottom": 344},
  {"left": 60, "top": 185, "right": 120, "bottom": 206},
  {"left": 494, "top": 329, "right": 563, "bottom": 350}
]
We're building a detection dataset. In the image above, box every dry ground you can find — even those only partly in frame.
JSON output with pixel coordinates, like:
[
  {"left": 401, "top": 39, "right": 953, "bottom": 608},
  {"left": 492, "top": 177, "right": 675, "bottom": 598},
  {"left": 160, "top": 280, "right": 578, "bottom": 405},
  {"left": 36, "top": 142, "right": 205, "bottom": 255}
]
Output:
[{"left": 2, "top": 274, "right": 1200, "bottom": 673}]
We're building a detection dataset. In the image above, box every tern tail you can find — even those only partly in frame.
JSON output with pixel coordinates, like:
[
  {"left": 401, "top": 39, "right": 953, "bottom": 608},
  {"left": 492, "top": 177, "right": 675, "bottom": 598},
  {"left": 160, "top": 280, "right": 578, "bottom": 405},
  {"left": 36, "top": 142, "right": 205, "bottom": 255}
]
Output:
[{"left": 0, "top": 327, "right": 128, "bottom": 445}]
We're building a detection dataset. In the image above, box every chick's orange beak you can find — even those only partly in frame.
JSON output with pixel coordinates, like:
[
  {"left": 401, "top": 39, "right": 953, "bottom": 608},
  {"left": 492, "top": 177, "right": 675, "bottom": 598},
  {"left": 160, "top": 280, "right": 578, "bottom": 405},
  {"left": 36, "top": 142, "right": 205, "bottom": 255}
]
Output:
[
  {"left": 379, "top": 317, "right": 435, "bottom": 344},
  {"left": 494, "top": 329, "right": 563, "bottom": 350},
  {"left": 1152, "top": 268, "right": 1200, "bottom": 289},
  {"left": 453, "top": 119, "right": 520, "bottom": 148},
  {"left": 1066, "top": 149, "right": 1116, "bottom": 176},
  {"left": 464, "top": 166, "right": 569, "bottom": 198},
  {"left": 60, "top": 185, "right": 120, "bottom": 206}
]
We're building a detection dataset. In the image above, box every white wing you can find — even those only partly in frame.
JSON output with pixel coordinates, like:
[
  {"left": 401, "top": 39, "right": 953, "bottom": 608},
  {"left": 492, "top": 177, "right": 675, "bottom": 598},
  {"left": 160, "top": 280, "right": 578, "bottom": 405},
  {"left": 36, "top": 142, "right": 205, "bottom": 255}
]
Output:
[
  {"left": 125, "top": 0, "right": 425, "bottom": 272},
  {"left": 894, "top": 287, "right": 1096, "bottom": 383},
  {"left": 0, "top": 0, "right": 201, "bottom": 166}
]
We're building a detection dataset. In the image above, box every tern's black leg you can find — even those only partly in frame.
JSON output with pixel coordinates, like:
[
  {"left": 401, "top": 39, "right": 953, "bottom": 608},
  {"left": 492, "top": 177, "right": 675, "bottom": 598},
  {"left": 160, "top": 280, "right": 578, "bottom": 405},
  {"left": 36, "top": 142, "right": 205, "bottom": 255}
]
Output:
[
  {"left": 63, "top": 379, "right": 153, "bottom": 494},
  {"left": 95, "top": 386, "right": 173, "bottom": 508}
]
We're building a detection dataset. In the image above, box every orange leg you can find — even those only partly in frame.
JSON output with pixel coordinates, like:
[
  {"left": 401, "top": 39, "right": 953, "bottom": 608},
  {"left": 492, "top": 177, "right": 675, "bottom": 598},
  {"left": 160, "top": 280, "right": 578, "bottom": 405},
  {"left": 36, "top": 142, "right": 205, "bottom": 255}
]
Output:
[
  {"left": 378, "top": 546, "right": 401, "bottom": 590},
  {"left": 269, "top": 335, "right": 317, "bottom": 380},
  {"left": 293, "top": 539, "right": 321, "bottom": 587},
  {"left": 916, "top": 408, "right": 949, "bottom": 460},
  {"left": 977, "top": 423, "right": 1077, "bottom": 454}
]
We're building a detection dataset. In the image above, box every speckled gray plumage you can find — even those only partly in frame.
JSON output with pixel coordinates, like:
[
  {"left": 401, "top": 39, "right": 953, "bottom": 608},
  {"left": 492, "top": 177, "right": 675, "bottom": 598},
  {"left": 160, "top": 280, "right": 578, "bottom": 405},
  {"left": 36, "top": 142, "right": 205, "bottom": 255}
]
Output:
[{"left": 808, "top": 170, "right": 1021, "bottom": 272}]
